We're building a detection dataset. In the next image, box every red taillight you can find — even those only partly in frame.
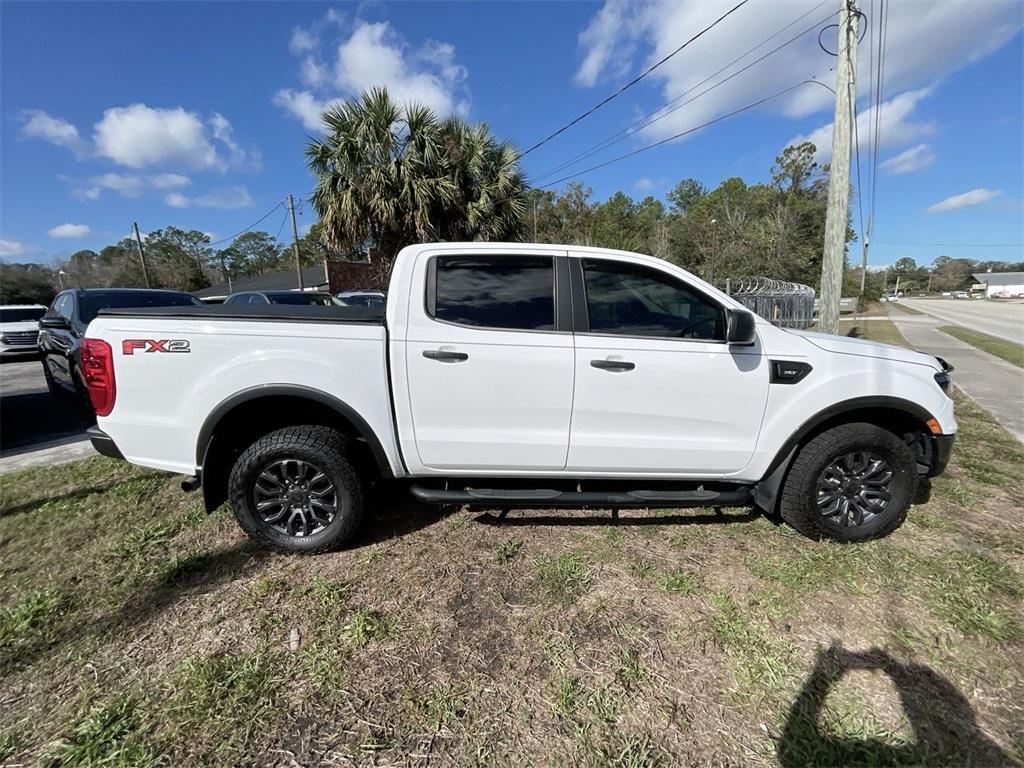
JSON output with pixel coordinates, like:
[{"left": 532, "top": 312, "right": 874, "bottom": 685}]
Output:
[{"left": 81, "top": 338, "right": 116, "bottom": 416}]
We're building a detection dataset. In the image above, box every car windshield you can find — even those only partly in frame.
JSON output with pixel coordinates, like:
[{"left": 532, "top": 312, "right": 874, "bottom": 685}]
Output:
[
  {"left": 268, "top": 293, "right": 344, "bottom": 306},
  {"left": 0, "top": 307, "right": 46, "bottom": 323},
  {"left": 79, "top": 292, "right": 200, "bottom": 323}
]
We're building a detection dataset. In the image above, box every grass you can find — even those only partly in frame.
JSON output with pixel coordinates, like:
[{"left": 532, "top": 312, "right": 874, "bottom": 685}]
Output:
[
  {"left": 887, "top": 301, "right": 926, "bottom": 316},
  {"left": 939, "top": 324, "right": 1024, "bottom": 368},
  {"left": 1, "top": 322, "right": 1022, "bottom": 765}
]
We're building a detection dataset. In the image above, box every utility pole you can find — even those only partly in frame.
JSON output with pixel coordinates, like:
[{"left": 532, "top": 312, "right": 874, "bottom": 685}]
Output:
[
  {"left": 288, "top": 194, "right": 305, "bottom": 291},
  {"left": 818, "top": 0, "right": 859, "bottom": 334},
  {"left": 132, "top": 222, "right": 152, "bottom": 288},
  {"left": 708, "top": 218, "right": 718, "bottom": 284},
  {"left": 859, "top": 213, "right": 872, "bottom": 293}
]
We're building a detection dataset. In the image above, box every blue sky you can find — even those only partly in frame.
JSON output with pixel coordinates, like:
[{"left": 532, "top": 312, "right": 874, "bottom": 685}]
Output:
[{"left": 2, "top": 0, "right": 1022, "bottom": 270}]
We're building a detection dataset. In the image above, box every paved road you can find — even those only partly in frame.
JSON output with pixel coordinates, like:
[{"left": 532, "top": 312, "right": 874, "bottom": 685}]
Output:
[
  {"left": 888, "top": 311, "right": 1024, "bottom": 443},
  {"left": 0, "top": 359, "right": 97, "bottom": 472},
  {"left": 899, "top": 298, "right": 1024, "bottom": 344}
]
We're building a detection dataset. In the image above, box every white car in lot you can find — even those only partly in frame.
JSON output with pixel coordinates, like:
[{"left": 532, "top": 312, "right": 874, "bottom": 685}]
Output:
[
  {"left": 0, "top": 304, "right": 47, "bottom": 359},
  {"left": 82, "top": 243, "right": 956, "bottom": 553}
]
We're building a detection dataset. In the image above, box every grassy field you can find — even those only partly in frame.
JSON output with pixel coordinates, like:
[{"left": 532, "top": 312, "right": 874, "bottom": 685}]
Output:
[
  {"left": 938, "top": 324, "right": 1024, "bottom": 369},
  {"left": 886, "top": 302, "right": 926, "bottom": 316},
  {"left": 2, "top": 319, "right": 1023, "bottom": 766}
]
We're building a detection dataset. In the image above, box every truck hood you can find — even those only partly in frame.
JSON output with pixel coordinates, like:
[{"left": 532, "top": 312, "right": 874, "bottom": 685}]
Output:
[
  {"left": 0, "top": 320, "right": 42, "bottom": 333},
  {"left": 788, "top": 329, "right": 940, "bottom": 370}
]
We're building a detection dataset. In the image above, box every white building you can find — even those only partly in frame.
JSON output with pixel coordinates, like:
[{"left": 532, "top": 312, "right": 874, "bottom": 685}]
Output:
[{"left": 971, "top": 272, "right": 1024, "bottom": 298}]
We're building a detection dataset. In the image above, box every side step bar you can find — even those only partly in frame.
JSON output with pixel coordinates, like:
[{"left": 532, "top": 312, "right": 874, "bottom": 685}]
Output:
[{"left": 409, "top": 484, "right": 752, "bottom": 509}]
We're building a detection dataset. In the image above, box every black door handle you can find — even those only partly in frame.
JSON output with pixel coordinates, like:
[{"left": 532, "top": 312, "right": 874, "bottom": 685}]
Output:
[
  {"left": 591, "top": 359, "right": 635, "bottom": 371},
  {"left": 423, "top": 349, "right": 469, "bottom": 362}
]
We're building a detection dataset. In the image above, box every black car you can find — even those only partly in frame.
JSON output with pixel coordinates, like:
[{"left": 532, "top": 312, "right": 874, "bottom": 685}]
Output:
[
  {"left": 39, "top": 288, "right": 201, "bottom": 399},
  {"left": 223, "top": 290, "right": 344, "bottom": 306}
]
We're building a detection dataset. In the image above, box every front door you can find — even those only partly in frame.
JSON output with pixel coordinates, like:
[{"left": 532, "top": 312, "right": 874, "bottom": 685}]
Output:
[
  {"left": 404, "top": 252, "right": 575, "bottom": 472},
  {"left": 567, "top": 256, "right": 769, "bottom": 476}
]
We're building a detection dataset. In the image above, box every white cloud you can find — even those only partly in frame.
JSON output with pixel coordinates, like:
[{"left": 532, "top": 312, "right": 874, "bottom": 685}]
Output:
[
  {"left": 290, "top": 27, "right": 317, "bottom": 55},
  {"left": 47, "top": 223, "right": 91, "bottom": 238},
  {"left": 0, "top": 239, "right": 29, "bottom": 257},
  {"left": 91, "top": 104, "right": 256, "bottom": 170},
  {"left": 634, "top": 177, "right": 666, "bottom": 192},
  {"left": 20, "top": 110, "right": 87, "bottom": 156},
  {"left": 165, "top": 192, "right": 191, "bottom": 208},
  {"left": 788, "top": 88, "right": 937, "bottom": 162},
  {"left": 274, "top": 14, "right": 470, "bottom": 131},
  {"left": 91, "top": 172, "right": 145, "bottom": 197},
  {"left": 150, "top": 173, "right": 191, "bottom": 189},
  {"left": 71, "top": 186, "right": 102, "bottom": 201},
  {"left": 879, "top": 144, "right": 936, "bottom": 175},
  {"left": 165, "top": 186, "right": 255, "bottom": 210},
  {"left": 926, "top": 188, "right": 1001, "bottom": 213},
  {"left": 574, "top": 0, "right": 1020, "bottom": 147}
]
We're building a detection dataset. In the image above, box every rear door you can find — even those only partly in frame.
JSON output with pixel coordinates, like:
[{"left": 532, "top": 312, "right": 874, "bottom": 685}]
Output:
[
  {"left": 567, "top": 256, "right": 769, "bottom": 476},
  {"left": 403, "top": 251, "right": 575, "bottom": 471}
]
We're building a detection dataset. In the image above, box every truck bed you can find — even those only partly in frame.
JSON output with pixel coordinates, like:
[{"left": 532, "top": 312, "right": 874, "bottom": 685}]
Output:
[{"left": 98, "top": 304, "right": 385, "bottom": 324}]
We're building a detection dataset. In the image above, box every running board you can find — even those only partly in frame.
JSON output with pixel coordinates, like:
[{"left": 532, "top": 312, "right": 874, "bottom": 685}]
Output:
[{"left": 409, "top": 485, "right": 752, "bottom": 508}]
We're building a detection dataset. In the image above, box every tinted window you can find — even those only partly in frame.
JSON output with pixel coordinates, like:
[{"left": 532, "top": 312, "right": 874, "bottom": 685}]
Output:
[
  {"left": 267, "top": 293, "right": 342, "bottom": 306},
  {"left": 432, "top": 256, "right": 554, "bottom": 330},
  {"left": 223, "top": 294, "right": 247, "bottom": 305},
  {"left": 0, "top": 307, "right": 46, "bottom": 322},
  {"left": 52, "top": 294, "right": 73, "bottom": 320},
  {"left": 582, "top": 260, "right": 724, "bottom": 340},
  {"left": 78, "top": 291, "right": 200, "bottom": 324}
]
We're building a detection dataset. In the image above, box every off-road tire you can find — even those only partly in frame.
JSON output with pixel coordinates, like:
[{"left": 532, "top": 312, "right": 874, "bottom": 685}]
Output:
[
  {"left": 228, "top": 425, "right": 364, "bottom": 554},
  {"left": 780, "top": 422, "right": 918, "bottom": 542}
]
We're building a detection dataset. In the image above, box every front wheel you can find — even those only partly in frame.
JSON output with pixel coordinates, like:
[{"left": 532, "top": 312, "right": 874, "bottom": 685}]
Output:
[
  {"left": 228, "top": 425, "right": 365, "bottom": 554},
  {"left": 779, "top": 423, "right": 918, "bottom": 542}
]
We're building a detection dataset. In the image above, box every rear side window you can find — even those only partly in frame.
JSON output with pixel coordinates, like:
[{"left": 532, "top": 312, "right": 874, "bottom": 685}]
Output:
[
  {"left": 582, "top": 259, "right": 725, "bottom": 340},
  {"left": 430, "top": 256, "right": 555, "bottom": 331}
]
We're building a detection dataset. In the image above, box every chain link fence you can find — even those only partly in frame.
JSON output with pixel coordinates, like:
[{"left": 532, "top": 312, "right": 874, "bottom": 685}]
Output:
[{"left": 719, "top": 276, "right": 816, "bottom": 329}]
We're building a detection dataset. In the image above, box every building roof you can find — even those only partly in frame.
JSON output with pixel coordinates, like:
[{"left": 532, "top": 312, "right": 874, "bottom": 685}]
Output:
[
  {"left": 972, "top": 272, "right": 1024, "bottom": 286},
  {"left": 195, "top": 265, "right": 328, "bottom": 298}
]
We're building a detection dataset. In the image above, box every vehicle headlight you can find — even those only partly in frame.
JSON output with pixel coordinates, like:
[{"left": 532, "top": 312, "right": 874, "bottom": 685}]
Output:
[{"left": 934, "top": 370, "right": 953, "bottom": 396}]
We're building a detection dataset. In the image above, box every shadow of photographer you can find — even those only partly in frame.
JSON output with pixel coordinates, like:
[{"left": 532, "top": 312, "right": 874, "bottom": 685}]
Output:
[{"left": 778, "top": 643, "right": 1014, "bottom": 767}]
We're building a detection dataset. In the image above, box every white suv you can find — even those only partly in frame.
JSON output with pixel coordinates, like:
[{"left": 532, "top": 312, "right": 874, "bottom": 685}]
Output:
[{"left": 0, "top": 304, "right": 47, "bottom": 359}]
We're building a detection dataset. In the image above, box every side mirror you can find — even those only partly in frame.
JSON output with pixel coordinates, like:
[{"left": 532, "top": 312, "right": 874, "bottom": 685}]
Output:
[
  {"left": 726, "top": 309, "right": 756, "bottom": 345},
  {"left": 39, "top": 315, "right": 70, "bottom": 329}
]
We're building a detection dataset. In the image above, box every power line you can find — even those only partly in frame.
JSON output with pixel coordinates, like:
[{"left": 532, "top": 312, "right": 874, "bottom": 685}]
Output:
[
  {"left": 207, "top": 202, "right": 285, "bottom": 247},
  {"left": 537, "top": 80, "right": 817, "bottom": 190},
  {"left": 519, "top": 0, "right": 753, "bottom": 159},
  {"left": 534, "top": 2, "right": 837, "bottom": 183},
  {"left": 869, "top": 0, "right": 888, "bottom": 226}
]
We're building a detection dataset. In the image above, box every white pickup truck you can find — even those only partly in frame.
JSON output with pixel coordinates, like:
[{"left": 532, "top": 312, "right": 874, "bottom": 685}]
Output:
[{"left": 83, "top": 243, "right": 956, "bottom": 553}]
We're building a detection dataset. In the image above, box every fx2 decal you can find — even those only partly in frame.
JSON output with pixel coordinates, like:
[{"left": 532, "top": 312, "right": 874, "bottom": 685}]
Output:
[{"left": 122, "top": 339, "right": 191, "bottom": 355}]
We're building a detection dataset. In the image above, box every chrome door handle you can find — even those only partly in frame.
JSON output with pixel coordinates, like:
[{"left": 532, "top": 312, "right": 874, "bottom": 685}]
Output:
[
  {"left": 423, "top": 349, "right": 469, "bottom": 362},
  {"left": 590, "top": 359, "right": 635, "bottom": 371}
]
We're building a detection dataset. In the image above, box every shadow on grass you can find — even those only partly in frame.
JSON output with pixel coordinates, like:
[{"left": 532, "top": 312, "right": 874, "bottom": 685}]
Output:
[
  {"left": 0, "top": 540, "right": 269, "bottom": 676},
  {"left": 350, "top": 485, "right": 455, "bottom": 548},
  {"left": 473, "top": 507, "right": 764, "bottom": 528},
  {"left": 0, "top": 473, "right": 161, "bottom": 518},
  {"left": 778, "top": 643, "right": 1012, "bottom": 767}
]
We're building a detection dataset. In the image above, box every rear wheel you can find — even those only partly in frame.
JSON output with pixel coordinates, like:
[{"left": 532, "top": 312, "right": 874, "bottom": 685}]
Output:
[
  {"left": 228, "top": 425, "right": 364, "bottom": 554},
  {"left": 779, "top": 423, "right": 918, "bottom": 541}
]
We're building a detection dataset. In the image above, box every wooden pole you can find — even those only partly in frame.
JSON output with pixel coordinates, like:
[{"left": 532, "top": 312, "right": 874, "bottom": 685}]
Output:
[
  {"left": 818, "top": 0, "right": 859, "bottom": 334},
  {"left": 288, "top": 194, "right": 304, "bottom": 291}
]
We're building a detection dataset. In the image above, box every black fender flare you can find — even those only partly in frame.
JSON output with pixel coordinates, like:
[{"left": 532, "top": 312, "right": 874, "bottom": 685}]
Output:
[
  {"left": 196, "top": 384, "right": 395, "bottom": 478},
  {"left": 759, "top": 395, "right": 938, "bottom": 484}
]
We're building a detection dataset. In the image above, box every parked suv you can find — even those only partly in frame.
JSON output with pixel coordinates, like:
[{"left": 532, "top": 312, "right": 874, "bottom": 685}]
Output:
[
  {"left": 39, "top": 288, "right": 200, "bottom": 399},
  {"left": 223, "top": 291, "right": 343, "bottom": 306},
  {"left": 0, "top": 304, "right": 47, "bottom": 359}
]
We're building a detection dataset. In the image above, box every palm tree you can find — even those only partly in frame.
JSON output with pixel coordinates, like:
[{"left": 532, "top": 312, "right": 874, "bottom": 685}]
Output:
[{"left": 306, "top": 88, "right": 528, "bottom": 281}]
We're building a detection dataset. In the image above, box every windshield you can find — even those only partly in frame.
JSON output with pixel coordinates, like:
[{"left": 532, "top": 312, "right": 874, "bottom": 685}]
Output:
[
  {"left": 269, "top": 293, "right": 344, "bottom": 306},
  {"left": 79, "top": 292, "right": 200, "bottom": 324},
  {"left": 0, "top": 307, "right": 46, "bottom": 323}
]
